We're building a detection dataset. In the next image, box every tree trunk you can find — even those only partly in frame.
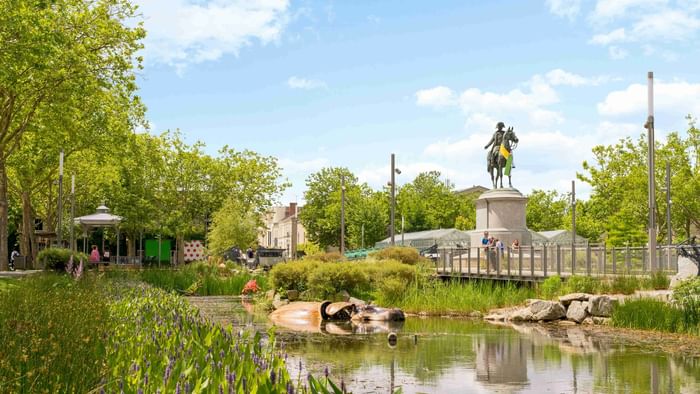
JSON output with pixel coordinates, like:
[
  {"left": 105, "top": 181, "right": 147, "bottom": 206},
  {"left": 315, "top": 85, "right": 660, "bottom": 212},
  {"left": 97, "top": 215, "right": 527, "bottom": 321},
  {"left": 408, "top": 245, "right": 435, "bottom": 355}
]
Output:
[
  {"left": 176, "top": 234, "right": 185, "bottom": 265},
  {"left": 127, "top": 235, "right": 135, "bottom": 257},
  {"left": 20, "top": 190, "right": 35, "bottom": 261},
  {"left": 0, "top": 157, "right": 8, "bottom": 271}
]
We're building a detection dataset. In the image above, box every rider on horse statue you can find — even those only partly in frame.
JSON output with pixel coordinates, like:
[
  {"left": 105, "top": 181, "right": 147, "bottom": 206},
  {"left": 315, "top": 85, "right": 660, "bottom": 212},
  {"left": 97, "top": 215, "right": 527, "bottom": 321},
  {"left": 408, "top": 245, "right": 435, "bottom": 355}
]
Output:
[
  {"left": 484, "top": 122, "right": 506, "bottom": 172},
  {"left": 484, "top": 121, "right": 518, "bottom": 188}
]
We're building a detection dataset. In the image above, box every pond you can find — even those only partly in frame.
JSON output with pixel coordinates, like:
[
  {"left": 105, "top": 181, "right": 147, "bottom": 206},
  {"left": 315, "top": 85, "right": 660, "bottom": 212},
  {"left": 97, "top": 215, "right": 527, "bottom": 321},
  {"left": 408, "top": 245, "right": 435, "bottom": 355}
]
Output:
[{"left": 189, "top": 296, "right": 700, "bottom": 394}]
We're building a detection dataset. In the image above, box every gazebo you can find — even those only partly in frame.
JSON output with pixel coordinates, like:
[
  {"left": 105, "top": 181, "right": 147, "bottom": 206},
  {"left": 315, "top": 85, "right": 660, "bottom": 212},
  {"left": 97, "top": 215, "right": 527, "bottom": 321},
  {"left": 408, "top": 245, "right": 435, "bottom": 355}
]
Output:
[{"left": 74, "top": 205, "right": 123, "bottom": 262}]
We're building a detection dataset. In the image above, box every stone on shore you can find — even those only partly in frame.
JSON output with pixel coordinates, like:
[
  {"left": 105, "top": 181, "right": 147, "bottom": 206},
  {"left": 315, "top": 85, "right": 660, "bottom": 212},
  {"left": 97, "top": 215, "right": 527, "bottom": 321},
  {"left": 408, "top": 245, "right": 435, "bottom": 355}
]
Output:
[
  {"left": 559, "top": 293, "right": 591, "bottom": 306},
  {"left": 529, "top": 300, "right": 566, "bottom": 321},
  {"left": 587, "top": 295, "right": 616, "bottom": 317},
  {"left": 566, "top": 301, "right": 588, "bottom": 323}
]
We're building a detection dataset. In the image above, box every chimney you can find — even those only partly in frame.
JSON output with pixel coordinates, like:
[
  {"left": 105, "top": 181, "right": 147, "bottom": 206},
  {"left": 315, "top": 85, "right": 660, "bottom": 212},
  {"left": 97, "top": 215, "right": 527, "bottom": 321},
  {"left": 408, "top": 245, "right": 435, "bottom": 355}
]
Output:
[{"left": 289, "top": 202, "right": 297, "bottom": 218}]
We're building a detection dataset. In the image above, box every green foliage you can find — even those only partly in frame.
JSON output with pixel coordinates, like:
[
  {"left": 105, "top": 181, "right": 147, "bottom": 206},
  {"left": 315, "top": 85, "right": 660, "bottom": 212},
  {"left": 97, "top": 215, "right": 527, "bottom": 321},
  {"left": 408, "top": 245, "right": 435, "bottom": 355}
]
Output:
[
  {"left": 0, "top": 274, "right": 111, "bottom": 392},
  {"left": 137, "top": 262, "right": 266, "bottom": 296},
  {"left": 397, "top": 171, "right": 473, "bottom": 232},
  {"left": 297, "top": 242, "right": 322, "bottom": 257},
  {"left": 539, "top": 275, "right": 563, "bottom": 299},
  {"left": 381, "top": 279, "right": 534, "bottom": 314},
  {"left": 526, "top": 190, "right": 568, "bottom": 232},
  {"left": 610, "top": 275, "right": 641, "bottom": 295},
  {"left": 36, "top": 248, "right": 89, "bottom": 270},
  {"left": 371, "top": 246, "right": 426, "bottom": 265},
  {"left": 306, "top": 251, "right": 345, "bottom": 262},
  {"left": 207, "top": 197, "right": 259, "bottom": 255},
  {"left": 611, "top": 298, "right": 700, "bottom": 335},
  {"left": 644, "top": 271, "right": 671, "bottom": 290},
  {"left": 564, "top": 275, "right": 598, "bottom": 294},
  {"left": 672, "top": 277, "right": 700, "bottom": 325},
  {"left": 270, "top": 259, "right": 421, "bottom": 300}
]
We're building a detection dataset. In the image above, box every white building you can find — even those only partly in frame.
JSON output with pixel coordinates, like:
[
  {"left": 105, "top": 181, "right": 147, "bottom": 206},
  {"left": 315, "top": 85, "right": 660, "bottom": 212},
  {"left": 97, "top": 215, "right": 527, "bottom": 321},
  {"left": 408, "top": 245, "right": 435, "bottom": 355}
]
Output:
[{"left": 258, "top": 202, "right": 306, "bottom": 257}]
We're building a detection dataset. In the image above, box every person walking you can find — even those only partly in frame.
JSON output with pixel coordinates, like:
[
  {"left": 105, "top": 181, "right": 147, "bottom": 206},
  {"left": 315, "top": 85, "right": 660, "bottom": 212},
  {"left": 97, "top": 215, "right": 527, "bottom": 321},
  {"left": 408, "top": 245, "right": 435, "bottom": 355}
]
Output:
[{"left": 9, "top": 249, "right": 19, "bottom": 271}]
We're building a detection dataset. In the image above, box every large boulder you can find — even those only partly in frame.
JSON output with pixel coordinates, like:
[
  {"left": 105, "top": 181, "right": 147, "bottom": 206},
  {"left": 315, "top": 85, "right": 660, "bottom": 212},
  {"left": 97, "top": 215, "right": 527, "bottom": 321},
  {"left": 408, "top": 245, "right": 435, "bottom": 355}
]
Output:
[
  {"left": 529, "top": 300, "right": 566, "bottom": 321},
  {"left": 509, "top": 307, "right": 534, "bottom": 322},
  {"left": 559, "top": 293, "right": 590, "bottom": 306},
  {"left": 587, "top": 295, "right": 616, "bottom": 317},
  {"left": 566, "top": 300, "right": 588, "bottom": 323},
  {"left": 670, "top": 256, "right": 698, "bottom": 288}
]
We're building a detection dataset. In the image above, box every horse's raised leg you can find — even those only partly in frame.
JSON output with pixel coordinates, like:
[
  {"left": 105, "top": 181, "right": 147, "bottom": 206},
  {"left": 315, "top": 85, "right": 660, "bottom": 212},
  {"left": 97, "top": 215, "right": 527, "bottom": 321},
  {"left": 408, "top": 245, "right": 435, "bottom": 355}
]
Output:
[{"left": 508, "top": 175, "right": 512, "bottom": 188}]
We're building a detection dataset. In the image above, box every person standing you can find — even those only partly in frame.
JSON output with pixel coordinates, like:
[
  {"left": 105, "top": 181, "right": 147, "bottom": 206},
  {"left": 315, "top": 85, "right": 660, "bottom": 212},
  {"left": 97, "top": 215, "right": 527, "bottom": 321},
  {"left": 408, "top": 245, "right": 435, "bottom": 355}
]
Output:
[
  {"left": 89, "top": 245, "right": 100, "bottom": 263},
  {"left": 9, "top": 249, "right": 19, "bottom": 271}
]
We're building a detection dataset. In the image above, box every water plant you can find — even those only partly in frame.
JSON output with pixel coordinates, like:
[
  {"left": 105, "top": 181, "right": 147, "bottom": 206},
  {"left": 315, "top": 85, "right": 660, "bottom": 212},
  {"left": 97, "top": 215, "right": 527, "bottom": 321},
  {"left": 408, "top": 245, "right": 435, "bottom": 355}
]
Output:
[{"left": 539, "top": 275, "right": 562, "bottom": 300}]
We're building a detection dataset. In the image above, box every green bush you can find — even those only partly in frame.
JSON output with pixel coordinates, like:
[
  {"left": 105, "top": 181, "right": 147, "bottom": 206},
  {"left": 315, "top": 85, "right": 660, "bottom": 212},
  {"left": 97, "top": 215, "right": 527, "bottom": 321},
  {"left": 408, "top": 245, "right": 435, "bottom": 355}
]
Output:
[
  {"left": 611, "top": 298, "right": 700, "bottom": 335},
  {"left": 611, "top": 275, "right": 640, "bottom": 295},
  {"left": 371, "top": 246, "right": 426, "bottom": 265},
  {"left": 36, "top": 248, "right": 89, "bottom": 271},
  {"left": 269, "top": 259, "right": 321, "bottom": 292},
  {"left": 565, "top": 275, "right": 598, "bottom": 294},
  {"left": 539, "top": 275, "right": 562, "bottom": 299},
  {"left": 643, "top": 271, "right": 671, "bottom": 290},
  {"left": 307, "top": 262, "right": 371, "bottom": 299},
  {"left": 305, "top": 251, "right": 344, "bottom": 262}
]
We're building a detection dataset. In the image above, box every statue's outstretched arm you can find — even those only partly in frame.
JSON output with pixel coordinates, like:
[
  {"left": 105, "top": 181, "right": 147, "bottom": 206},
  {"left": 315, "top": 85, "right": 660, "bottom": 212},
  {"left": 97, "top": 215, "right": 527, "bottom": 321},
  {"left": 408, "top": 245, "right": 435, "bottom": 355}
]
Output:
[{"left": 484, "top": 137, "right": 494, "bottom": 149}]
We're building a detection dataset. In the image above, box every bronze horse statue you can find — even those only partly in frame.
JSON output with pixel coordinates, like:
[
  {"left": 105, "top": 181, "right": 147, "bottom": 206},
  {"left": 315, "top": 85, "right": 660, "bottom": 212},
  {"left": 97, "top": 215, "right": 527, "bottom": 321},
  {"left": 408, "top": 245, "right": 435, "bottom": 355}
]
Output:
[{"left": 488, "top": 127, "right": 518, "bottom": 189}]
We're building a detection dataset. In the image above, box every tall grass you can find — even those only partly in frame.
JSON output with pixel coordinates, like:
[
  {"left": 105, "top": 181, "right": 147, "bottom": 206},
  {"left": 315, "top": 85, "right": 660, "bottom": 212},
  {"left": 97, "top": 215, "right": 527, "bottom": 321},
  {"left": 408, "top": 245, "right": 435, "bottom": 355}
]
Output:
[
  {"left": 0, "top": 274, "right": 111, "bottom": 393},
  {"left": 380, "top": 279, "right": 535, "bottom": 314},
  {"left": 611, "top": 299, "right": 700, "bottom": 335}
]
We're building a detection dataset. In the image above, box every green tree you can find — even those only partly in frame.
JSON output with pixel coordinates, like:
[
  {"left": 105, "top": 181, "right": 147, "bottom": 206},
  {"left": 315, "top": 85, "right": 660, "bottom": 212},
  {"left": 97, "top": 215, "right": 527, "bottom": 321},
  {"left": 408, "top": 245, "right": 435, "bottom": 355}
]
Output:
[
  {"left": 207, "top": 197, "right": 258, "bottom": 255},
  {"left": 525, "top": 189, "right": 568, "bottom": 232},
  {"left": 397, "top": 171, "right": 465, "bottom": 232},
  {"left": 0, "top": 0, "right": 144, "bottom": 269}
]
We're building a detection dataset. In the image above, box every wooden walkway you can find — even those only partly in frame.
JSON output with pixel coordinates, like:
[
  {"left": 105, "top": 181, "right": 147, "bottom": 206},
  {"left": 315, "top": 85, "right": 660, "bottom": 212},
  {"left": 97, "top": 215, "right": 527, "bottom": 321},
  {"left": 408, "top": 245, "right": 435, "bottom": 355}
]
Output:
[{"left": 434, "top": 246, "right": 678, "bottom": 282}]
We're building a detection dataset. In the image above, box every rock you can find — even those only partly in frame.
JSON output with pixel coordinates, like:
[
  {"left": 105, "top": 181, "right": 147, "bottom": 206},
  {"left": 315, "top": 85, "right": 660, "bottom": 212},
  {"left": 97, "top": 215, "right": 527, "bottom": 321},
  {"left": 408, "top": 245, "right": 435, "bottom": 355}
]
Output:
[
  {"left": 670, "top": 256, "right": 697, "bottom": 288},
  {"left": 559, "top": 293, "right": 591, "bottom": 306},
  {"left": 348, "top": 296, "right": 367, "bottom": 306},
  {"left": 484, "top": 313, "right": 506, "bottom": 321},
  {"left": 529, "top": 300, "right": 566, "bottom": 321},
  {"left": 509, "top": 307, "right": 534, "bottom": 322},
  {"left": 566, "top": 301, "right": 588, "bottom": 323},
  {"left": 468, "top": 311, "right": 483, "bottom": 318},
  {"left": 272, "top": 299, "right": 289, "bottom": 309},
  {"left": 558, "top": 320, "right": 577, "bottom": 326},
  {"left": 592, "top": 316, "right": 611, "bottom": 325},
  {"left": 286, "top": 290, "right": 300, "bottom": 301},
  {"left": 336, "top": 290, "right": 351, "bottom": 302},
  {"left": 587, "top": 295, "right": 616, "bottom": 317},
  {"left": 582, "top": 317, "right": 594, "bottom": 325},
  {"left": 265, "top": 289, "right": 276, "bottom": 302}
]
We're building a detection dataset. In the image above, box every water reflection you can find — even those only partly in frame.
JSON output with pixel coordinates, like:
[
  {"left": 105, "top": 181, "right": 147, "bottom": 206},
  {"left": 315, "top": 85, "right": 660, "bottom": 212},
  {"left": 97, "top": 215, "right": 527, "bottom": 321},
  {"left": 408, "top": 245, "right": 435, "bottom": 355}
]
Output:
[{"left": 188, "top": 297, "right": 700, "bottom": 394}]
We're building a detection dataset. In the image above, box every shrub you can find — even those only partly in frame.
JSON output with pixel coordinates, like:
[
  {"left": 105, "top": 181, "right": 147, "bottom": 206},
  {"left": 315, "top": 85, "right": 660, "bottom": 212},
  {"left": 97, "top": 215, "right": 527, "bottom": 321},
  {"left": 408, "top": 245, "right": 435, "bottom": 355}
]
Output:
[
  {"left": 307, "top": 262, "right": 370, "bottom": 299},
  {"left": 644, "top": 271, "right": 670, "bottom": 290},
  {"left": 539, "top": 275, "right": 562, "bottom": 299},
  {"left": 371, "top": 246, "right": 426, "bottom": 265},
  {"left": 565, "top": 275, "right": 598, "bottom": 294},
  {"left": 36, "top": 248, "right": 89, "bottom": 271},
  {"left": 305, "top": 251, "right": 344, "bottom": 262},
  {"left": 672, "top": 277, "right": 700, "bottom": 328},
  {"left": 269, "top": 260, "right": 321, "bottom": 292},
  {"left": 610, "top": 275, "right": 640, "bottom": 295}
]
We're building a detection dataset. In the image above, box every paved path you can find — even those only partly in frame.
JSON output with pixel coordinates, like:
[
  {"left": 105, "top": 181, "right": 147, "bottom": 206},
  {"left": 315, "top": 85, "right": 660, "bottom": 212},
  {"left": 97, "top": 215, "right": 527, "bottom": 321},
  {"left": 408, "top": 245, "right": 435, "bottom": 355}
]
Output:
[{"left": 0, "top": 270, "right": 42, "bottom": 279}]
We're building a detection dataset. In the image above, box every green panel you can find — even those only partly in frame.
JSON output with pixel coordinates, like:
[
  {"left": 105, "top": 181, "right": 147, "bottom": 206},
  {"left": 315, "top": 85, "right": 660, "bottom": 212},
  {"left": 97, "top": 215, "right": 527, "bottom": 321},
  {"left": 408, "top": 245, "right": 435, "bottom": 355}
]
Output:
[{"left": 145, "top": 239, "right": 171, "bottom": 262}]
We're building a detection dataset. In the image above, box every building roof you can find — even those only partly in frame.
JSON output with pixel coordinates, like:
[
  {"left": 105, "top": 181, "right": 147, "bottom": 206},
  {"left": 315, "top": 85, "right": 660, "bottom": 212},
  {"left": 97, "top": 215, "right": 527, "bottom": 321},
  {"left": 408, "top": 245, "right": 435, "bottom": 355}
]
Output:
[
  {"left": 74, "top": 205, "right": 122, "bottom": 227},
  {"left": 375, "top": 228, "right": 471, "bottom": 249},
  {"left": 455, "top": 185, "right": 489, "bottom": 196}
]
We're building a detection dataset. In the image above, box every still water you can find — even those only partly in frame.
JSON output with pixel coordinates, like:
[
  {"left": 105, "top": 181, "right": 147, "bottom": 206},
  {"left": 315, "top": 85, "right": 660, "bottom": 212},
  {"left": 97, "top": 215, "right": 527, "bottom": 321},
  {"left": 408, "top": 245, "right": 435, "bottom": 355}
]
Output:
[{"left": 189, "top": 296, "right": 700, "bottom": 394}]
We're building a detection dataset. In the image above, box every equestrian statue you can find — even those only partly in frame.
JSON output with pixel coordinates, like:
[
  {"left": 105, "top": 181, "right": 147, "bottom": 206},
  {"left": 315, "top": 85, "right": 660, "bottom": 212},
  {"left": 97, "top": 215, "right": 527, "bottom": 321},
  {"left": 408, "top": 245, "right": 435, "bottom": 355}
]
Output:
[{"left": 484, "top": 121, "right": 519, "bottom": 189}]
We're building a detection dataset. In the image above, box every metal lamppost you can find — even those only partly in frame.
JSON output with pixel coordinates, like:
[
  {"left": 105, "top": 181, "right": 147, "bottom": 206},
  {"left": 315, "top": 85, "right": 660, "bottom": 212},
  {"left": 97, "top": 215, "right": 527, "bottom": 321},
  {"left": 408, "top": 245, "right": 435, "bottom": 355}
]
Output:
[
  {"left": 340, "top": 175, "right": 346, "bottom": 254},
  {"left": 57, "top": 150, "right": 64, "bottom": 247},
  {"left": 571, "top": 180, "right": 576, "bottom": 271},
  {"left": 70, "top": 175, "right": 75, "bottom": 252},
  {"left": 390, "top": 154, "right": 401, "bottom": 246},
  {"left": 645, "top": 72, "right": 657, "bottom": 271}
]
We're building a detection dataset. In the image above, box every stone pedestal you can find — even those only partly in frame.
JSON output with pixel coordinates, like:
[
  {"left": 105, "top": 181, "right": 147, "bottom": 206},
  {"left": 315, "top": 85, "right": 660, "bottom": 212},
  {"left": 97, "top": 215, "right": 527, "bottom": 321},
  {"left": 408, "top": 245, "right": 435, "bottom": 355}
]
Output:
[{"left": 469, "top": 188, "right": 532, "bottom": 247}]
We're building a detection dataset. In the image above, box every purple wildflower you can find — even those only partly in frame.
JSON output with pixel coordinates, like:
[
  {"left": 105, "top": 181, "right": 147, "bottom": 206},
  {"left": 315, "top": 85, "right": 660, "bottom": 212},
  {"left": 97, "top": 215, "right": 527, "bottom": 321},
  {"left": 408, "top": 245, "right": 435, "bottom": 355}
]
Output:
[
  {"left": 175, "top": 382, "right": 181, "bottom": 394},
  {"left": 286, "top": 382, "right": 295, "bottom": 394},
  {"left": 270, "top": 369, "right": 276, "bottom": 384},
  {"left": 324, "top": 366, "right": 329, "bottom": 378}
]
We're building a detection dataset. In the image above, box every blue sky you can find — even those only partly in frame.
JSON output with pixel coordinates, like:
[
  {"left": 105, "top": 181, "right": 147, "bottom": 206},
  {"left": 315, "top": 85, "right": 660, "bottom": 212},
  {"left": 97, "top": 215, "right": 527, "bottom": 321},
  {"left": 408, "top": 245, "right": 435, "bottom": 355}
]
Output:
[{"left": 134, "top": 0, "right": 700, "bottom": 203}]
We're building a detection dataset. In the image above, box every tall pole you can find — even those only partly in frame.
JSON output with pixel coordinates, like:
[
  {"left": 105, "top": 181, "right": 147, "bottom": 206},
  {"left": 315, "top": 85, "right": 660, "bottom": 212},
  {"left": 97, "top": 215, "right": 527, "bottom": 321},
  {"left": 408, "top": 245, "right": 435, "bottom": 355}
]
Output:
[
  {"left": 390, "top": 153, "right": 396, "bottom": 246},
  {"left": 401, "top": 215, "right": 405, "bottom": 246},
  {"left": 646, "top": 72, "right": 657, "bottom": 271},
  {"left": 340, "top": 175, "right": 345, "bottom": 255},
  {"left": 571, "top": 180, "right": 576, "bottom": 269},
  {"left": 361, "top": 223, "right": 365, "bottom": 249},
  {"left": 291, "top": 205, "right": 298, "bottom": 259},
  {"left": 70, "top": 175, "right": 75, "bottom": 253},
  {"left": 57, "top": 150, "right": 64, "bottom": 247},
  {"left": 666, "top": 161, "right": 672, "bottom": 268}
]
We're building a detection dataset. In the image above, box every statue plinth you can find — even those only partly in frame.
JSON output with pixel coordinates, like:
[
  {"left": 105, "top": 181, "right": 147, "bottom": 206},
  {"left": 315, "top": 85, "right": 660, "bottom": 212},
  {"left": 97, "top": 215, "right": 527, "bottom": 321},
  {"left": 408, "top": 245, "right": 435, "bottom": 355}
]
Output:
[{"left": 469, "top": 188, "right": 532, "bottom": 247}]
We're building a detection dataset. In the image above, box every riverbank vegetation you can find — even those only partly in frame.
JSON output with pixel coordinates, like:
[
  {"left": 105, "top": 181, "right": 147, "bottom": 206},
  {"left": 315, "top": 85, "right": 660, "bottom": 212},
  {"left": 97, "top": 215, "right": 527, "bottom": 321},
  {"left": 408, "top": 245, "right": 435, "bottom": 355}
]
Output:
[
  {"left": 612, "top": 278, "right": 700, "bottom": 335},
  {"left": 0, "top": 273, "right": 348, "bottom": 394}
]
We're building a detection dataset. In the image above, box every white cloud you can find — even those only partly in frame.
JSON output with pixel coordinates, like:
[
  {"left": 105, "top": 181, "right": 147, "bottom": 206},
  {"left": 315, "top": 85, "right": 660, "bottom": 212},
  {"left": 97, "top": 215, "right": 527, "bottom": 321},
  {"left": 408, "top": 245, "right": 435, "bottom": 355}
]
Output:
[
  {"left": 608, "top": 45, "right": 628, "bottom": 59},
  {"left": 414, "top": 86, "right": 456, "bottom": 108},
  {"left": 286, "top": 76, "right": 327, "bottom": 90},
  {"left": 135, "top": 0, "right": 290, "bottom": 73},
  {"left": 598, "top": 80, "right": 700, "bottom": 116},
  {"left": 591, "top": 0, "right": 668, "bottom": 20},
  {"left": 631, "top": 9, "right": 700, "bottom": 41},
  {"left": 545, "top": 68, "right": 611, "bottom": 86},
  {"left": 546, "top": 0, "right": 583, "bottom": 20},
  {"left": 589, "top": 28, "right": 627, "bottom": 45}
]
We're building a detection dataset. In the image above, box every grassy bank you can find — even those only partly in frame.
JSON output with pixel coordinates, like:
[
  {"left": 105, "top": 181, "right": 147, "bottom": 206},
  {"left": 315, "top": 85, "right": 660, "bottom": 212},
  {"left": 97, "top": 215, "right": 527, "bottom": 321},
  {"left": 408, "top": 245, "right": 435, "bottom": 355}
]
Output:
[
  {"left": 0, "top": 273, "right": 346, "bottom": 394},
  {"left": 611, "top": 278, "right": 700, "bottom": 335}
]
